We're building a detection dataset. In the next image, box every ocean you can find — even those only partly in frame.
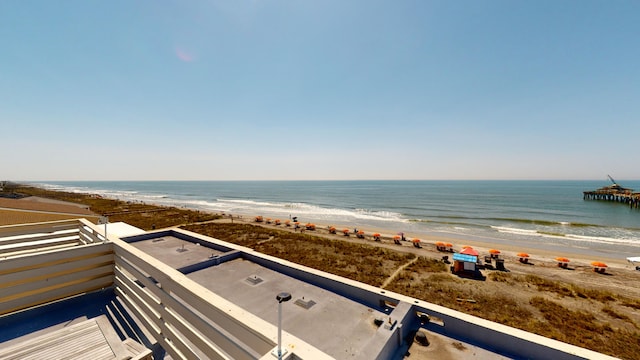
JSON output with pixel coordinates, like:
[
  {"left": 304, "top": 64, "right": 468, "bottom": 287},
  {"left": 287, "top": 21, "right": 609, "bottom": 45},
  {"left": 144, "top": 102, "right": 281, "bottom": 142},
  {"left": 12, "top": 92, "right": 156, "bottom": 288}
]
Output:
[{"left": 33, "top": 180, "right": 640, "bottom": 259}]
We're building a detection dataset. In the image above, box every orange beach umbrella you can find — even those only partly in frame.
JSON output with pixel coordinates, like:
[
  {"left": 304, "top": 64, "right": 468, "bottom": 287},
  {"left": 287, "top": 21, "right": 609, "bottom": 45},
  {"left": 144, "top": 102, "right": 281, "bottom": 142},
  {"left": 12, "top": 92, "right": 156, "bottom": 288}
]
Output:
[
  {"left": 460, "top": 247, "right": 479, "bottom": 256},
  {"left": 445, "top": 243, "right": 453, "bottom": 248},
  {"left": 435, "top": 241, "right": 446, "bottom": 246},
  {"left": 555, "top": 257, "right": 570, "bottom": 263},
  {"left": 517, "top": 253, "right": 530, "bottom": 258},
  {"left": 342, "top": 228, "right": 350, "bottom": 233},
  {"left": 357, "top": 230, "right": 365, "bottom": 235},
  {"left": 393, "top": 235, "right": 401, "bottom": 240},
  {"left": 372, "top": 233, "right": 381, "bottom": 237},
  {"left": 461, "top": 245, "right": 472, "bottom": 249},
  {"left": 591, "top": 261, "right": 608, "bottom": 268},
  {"left": 412, "top": 238, "right": 421, "bottom": 243},
  {"left": 489, "top": 249, "right": 501, "bottom": 255}
]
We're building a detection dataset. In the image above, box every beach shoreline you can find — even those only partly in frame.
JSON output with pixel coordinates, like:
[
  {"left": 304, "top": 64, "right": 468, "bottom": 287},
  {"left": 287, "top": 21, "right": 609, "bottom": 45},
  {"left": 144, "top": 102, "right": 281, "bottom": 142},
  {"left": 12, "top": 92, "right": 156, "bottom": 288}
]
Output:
[
  {"left": 216, "top": 211, "right": 634, "bottom": 270},
  {"left": 11, "top": 181, "right": 637, "bottom": 269},
  {"left": 29, "top": 180, "right": 640, "bottom": 262},
  {"left": 8, "top": 182, "right": 639, "bottom": 291}
]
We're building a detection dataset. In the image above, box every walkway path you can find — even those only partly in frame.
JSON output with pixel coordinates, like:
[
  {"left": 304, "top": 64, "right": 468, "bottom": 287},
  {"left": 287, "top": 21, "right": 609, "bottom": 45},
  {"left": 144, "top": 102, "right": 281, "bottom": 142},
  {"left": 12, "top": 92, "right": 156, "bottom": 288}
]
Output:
[{"left": 381, "top": 256, "right": 420, "bottom": 289}]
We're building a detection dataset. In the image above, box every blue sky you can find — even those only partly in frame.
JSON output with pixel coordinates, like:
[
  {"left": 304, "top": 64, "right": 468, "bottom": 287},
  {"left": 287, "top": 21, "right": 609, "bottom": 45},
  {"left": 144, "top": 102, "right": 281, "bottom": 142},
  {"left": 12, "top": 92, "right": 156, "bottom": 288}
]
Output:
[{"left": 1, "top": 1, "right": 639, "bottom": 181}]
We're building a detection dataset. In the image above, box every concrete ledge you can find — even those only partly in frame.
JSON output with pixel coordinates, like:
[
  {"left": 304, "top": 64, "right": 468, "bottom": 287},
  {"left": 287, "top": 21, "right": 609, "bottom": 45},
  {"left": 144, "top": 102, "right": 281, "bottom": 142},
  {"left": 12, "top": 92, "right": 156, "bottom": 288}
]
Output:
[{"left": 176, "top": 249, "right": 243, "bottom": 274}]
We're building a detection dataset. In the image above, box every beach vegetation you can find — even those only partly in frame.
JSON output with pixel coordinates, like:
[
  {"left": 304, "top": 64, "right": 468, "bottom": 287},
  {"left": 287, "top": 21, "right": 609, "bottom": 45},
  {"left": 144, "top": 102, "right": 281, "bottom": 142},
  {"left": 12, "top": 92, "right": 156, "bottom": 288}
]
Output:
[
  {"left": 487, "top": 272, "right": 512, "bottom": 283},
  {"left": 404, "top": 256, "right": 448, "bottom": 273},
  {"left": 184, "top": 222, "right": 415, "bottom": 287},
  {"left": 519, "top": 274, "right": 617, "bottom": 302},
  {"left": 620, "top": 297, "right": 640, "bottom": 310},
  {"left": 529, "top": 297, "right": 640, "bottom": 358},
  {"left": 523, "top": 274, "right": 575, "bottom": 297},
  {"left": 602, "top": 306, "right": 632, "bottom": 322},
  {"left": 10, "top": 185, "right": 220, "bottom": 229}
]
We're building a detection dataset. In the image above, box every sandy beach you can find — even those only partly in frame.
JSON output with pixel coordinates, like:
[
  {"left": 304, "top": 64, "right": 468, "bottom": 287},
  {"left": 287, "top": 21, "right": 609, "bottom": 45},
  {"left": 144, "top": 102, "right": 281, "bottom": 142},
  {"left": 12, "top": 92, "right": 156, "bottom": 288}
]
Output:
[
  {"left": 216, "top": 213, "right": 640, "bottom": 299},
  {"left": 2, "top": 193, "right": 638, "bottom": 296},
  {"left": 216, "top": 210, "right": 635, "bottom": 269}
]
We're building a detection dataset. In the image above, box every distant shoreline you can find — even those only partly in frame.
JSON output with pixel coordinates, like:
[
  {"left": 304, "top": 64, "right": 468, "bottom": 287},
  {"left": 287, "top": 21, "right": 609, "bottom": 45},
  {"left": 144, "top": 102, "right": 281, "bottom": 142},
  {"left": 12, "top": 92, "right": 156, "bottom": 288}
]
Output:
[
  {"left": 34, "top": 180, "right": 640, "bottom": 259},
  {"left": 23, "top": 181, "right": 639, "bottom": 268}
]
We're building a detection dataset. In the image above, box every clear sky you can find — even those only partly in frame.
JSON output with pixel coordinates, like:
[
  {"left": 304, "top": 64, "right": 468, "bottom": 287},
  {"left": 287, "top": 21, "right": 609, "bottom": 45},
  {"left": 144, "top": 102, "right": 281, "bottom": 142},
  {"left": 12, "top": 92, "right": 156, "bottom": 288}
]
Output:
[{"left": 1, "top": 1, "right": 639, "bottom": 181}]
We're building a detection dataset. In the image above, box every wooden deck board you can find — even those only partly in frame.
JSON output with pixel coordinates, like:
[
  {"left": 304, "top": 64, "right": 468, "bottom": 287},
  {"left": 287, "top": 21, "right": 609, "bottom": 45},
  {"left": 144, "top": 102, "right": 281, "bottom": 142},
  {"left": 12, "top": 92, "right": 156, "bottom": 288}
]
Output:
[
  {"left": 0, "top": 315, "right": 149, "bottom": 360},
  {"left": 0, "top": 319, "right": 114, "bottom": 360}
]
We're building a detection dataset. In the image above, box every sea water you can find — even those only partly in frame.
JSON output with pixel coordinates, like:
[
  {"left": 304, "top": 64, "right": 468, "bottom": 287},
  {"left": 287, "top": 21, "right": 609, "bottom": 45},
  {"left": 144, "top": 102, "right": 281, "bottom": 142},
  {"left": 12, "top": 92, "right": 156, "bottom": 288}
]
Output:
[{"left": 34, "top": 180, "right": 640, "bottom": 259}]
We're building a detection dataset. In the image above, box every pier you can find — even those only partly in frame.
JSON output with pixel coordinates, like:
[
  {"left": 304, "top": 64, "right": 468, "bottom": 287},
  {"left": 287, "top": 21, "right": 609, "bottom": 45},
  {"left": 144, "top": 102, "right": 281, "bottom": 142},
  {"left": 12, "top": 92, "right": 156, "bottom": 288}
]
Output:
[{"left": 583, "top": 176, "right": 640, "bottom": 209}]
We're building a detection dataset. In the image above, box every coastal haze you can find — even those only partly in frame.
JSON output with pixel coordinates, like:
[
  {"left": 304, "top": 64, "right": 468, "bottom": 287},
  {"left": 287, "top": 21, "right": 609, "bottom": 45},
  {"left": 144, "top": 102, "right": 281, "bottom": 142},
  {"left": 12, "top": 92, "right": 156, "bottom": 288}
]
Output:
[{"left": 37, "top": 180, "right": 640, "bottom": 259}]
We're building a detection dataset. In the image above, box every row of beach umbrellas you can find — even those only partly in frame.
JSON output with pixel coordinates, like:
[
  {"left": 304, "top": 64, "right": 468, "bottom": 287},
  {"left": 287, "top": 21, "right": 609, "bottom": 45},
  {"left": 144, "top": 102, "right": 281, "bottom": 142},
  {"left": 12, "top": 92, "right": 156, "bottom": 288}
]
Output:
[
  {"left": 254, "top": 217, "right": 611, "bottom": 271},
  {"left": 461, "top": 246, "right": 609, "bottom": 272},
  {"left": 439, "top": 243, "right": 610, "bottom": 272}
]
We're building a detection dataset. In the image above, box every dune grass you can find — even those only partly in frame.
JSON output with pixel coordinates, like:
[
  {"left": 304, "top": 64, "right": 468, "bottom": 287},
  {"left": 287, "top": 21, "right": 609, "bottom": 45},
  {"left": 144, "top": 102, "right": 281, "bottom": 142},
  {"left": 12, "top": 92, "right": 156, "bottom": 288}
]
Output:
[
  {"left": 6, "top": 185, "right": 219, "bottom": 229},
  {"left": 386, "top": 257, "right": 640, "bottom": 359},
  {"left": 184, "top": 222, "right": 415, "bottom": 287}
]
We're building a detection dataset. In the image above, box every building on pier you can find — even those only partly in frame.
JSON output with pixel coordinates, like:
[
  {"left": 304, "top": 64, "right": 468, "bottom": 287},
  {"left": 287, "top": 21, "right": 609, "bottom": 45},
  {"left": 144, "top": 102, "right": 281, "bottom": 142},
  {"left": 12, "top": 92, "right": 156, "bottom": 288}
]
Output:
[{"left": 583, "top": 178, "right": 640, "bottom": 209}]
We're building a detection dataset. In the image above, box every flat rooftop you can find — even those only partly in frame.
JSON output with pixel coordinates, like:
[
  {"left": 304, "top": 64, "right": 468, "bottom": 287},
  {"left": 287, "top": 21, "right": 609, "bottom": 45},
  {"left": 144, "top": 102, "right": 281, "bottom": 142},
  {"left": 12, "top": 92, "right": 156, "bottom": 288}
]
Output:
[
  {"left": 127, "top": 232, "right": 512, "bottom": 359},
  {"left": 2, "top": 220, "right": 613, "bottom": 360}
]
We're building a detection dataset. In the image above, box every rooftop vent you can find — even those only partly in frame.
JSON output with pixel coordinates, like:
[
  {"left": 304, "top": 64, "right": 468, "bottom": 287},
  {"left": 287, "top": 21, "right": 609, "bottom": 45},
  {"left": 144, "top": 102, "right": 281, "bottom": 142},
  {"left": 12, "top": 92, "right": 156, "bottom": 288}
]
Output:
[
  {"left": 294, "top": 297, "right": 316, "bottom": 310},
  {"left": 246, "top": 275, "right": 263, "bottom": 285}
]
